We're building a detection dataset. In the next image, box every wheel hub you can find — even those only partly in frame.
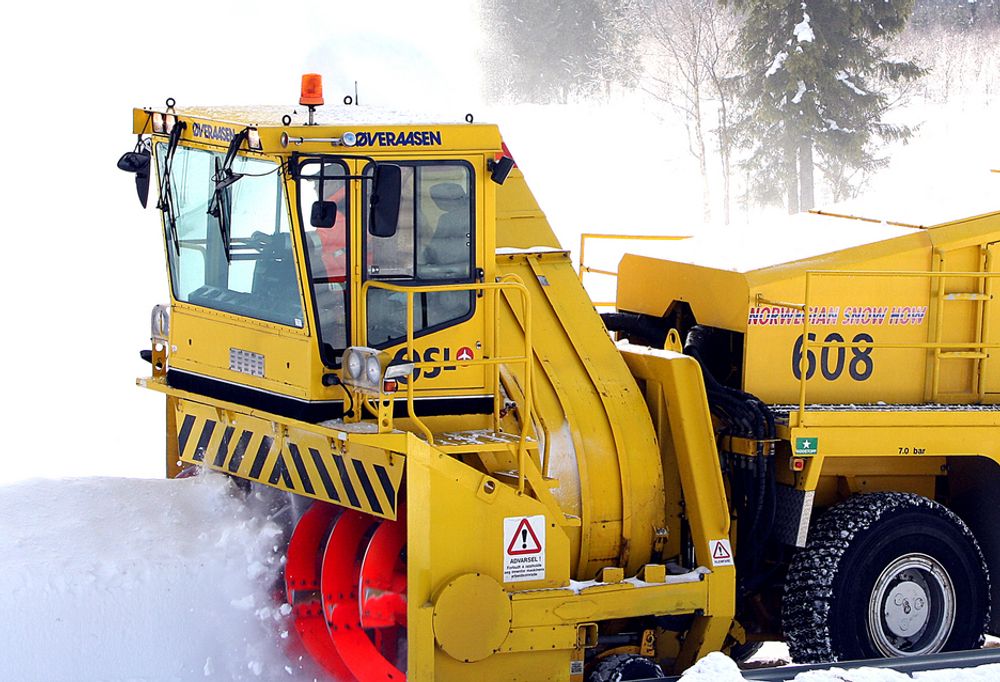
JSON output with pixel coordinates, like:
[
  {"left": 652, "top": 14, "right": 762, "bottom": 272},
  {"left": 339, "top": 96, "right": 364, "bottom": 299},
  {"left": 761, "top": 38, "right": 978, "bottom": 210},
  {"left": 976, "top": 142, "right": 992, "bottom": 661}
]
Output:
[
  {"left": 883, "top": 579, "right": 929, "bottom": 637},
  {"left": 868, "top": 553, "right": 955, "bottom": 656}
]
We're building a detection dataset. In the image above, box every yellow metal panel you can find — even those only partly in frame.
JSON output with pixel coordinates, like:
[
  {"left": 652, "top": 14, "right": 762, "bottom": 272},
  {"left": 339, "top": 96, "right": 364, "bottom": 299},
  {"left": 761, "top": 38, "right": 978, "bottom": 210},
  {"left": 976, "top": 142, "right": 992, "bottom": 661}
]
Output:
[
  {"left": 494, "top": 167, "right": 561, "bottom": 250},
  {"left": 618, "top": 346, "right": 733, "bottom": 563},
  {"left": 748, "top": 245, "right": 933, "bottom": 404},
  {"left": 496, "top": 251, "right": 666, "bottom": 579},
  {"left": 169, "top": 396, "right": 404, "bottom": 519},
  {"left": 168, "top": 305, "right": 323, "bottom": 401},
  {"left": 985, "top": 242, "right": 1000, "bottom": 393},
  {"left": 134, "top": 108, "right": 504, "bottom": 155},
  {"left": 403, "top": 433, "right": 573, "bottom": 680},
  {"left": 616, "top": 255, "right": 750, "bottom": 330},
  {"left": 614, "top": 211, "right": 1000, "bottom": 406},
  {"left": 616, "top": 345, "right": 735, "bottom": 669}
]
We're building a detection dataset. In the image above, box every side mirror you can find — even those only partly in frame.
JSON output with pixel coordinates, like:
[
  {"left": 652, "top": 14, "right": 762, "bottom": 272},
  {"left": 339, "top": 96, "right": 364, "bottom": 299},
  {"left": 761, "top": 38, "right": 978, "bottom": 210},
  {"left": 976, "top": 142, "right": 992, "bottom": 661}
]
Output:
[
  {"left": 369, "top": 164, "right": 401, "bottom": 238},
  {"left": 117, "top": 150, "right": 151, "bottom": 208},
  {"left": 488, "top": 156, "right": 515, "bottom": 185},
  {"left": 310, "top": 200, "right": 338, "bottom": 228}
]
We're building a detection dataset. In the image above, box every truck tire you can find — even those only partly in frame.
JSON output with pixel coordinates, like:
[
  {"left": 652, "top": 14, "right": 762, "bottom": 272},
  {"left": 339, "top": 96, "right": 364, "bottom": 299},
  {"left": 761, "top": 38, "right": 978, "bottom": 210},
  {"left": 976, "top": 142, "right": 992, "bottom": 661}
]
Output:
[
  {"left": 782, "top": 492, "right": 989, "bottom": 663},
  {"left": 588, "top": 653, "right": 664, "bottom": 681}
]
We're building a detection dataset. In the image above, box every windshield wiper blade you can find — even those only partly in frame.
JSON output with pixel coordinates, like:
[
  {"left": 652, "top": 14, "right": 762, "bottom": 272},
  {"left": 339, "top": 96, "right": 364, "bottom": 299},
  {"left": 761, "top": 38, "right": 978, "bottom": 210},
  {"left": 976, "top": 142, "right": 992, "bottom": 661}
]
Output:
[
  {"left": 157, "top": 120, "right": 187, "bottom": 254},
  {"left": 214, "top": 127, "right": 250, "bottom": 191},
  {"left": 208, "top": 156, "right": 233, "bottom": 263}
]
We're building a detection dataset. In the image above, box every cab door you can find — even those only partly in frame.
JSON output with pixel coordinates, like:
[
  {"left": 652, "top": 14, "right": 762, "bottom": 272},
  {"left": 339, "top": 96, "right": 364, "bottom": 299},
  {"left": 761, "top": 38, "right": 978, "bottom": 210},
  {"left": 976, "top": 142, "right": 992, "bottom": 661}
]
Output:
[{"left": 358, "top": 158, "right": 488, "bottom": 395}]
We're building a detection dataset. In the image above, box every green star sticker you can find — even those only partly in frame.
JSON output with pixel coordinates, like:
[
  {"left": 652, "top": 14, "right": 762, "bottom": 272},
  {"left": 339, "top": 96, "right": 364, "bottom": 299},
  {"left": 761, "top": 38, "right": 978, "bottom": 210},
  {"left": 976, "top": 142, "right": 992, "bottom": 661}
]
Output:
[{"left": 795, "top": 437, "right": 818, "bottom": 455}]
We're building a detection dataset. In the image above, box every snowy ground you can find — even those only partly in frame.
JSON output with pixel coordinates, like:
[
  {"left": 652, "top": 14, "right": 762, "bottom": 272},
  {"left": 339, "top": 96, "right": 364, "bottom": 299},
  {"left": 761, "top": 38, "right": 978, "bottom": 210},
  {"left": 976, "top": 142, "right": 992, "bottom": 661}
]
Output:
[
  {"left": 0, "top": 473, "right": 323, "bottom": 681},
  {"left": 686, "top": 649, "right": 1000, "bottom": 681},
  {"left": 3, "top": 471, "right": 1000, "bottom": 681}
]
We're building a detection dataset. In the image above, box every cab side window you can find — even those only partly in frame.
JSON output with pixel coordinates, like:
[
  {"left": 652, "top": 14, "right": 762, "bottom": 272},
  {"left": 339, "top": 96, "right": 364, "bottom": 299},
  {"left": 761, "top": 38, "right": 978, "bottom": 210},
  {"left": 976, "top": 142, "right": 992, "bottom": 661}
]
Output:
[{"left": 365, "top": 162, "right": 474, "bottom": 346}]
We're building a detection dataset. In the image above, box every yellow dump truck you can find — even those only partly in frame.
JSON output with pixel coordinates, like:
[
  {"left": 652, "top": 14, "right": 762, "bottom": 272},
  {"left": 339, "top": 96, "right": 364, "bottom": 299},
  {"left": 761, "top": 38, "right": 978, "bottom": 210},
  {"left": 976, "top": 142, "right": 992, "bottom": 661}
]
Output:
[{"left": 119, "top": 76, "right": 1000, "bottom": 681}]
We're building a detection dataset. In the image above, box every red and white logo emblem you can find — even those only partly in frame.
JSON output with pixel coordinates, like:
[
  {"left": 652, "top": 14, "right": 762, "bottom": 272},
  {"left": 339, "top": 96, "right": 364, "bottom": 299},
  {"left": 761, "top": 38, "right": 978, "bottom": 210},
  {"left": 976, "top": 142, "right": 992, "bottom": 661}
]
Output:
[{"left": 456, "top": 346, "right": 474, "bottom": 361}]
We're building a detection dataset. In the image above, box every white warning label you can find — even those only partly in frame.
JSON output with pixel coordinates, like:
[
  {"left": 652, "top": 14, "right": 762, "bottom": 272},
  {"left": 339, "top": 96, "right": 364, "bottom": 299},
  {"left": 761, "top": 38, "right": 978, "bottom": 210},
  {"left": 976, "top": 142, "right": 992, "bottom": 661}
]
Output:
[
  {"left": 709, "top": 538, "right": 734, "bottom": 567},
  {"left": 503, "top": 515, "right": 546, "bottom": 582}
]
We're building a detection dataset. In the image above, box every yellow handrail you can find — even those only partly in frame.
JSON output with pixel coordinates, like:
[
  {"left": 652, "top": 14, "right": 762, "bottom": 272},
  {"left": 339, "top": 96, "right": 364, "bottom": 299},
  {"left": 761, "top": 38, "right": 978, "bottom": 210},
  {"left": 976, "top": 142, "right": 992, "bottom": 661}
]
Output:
[
  {"left": 360, "top": 277, "right": 537, "bottom": 493},
  {"left": 794, "top": 270, "right": 1000, "bottom": 425},
  {"left": 578, "top": 232, "right": 689, "bottom": 307}
]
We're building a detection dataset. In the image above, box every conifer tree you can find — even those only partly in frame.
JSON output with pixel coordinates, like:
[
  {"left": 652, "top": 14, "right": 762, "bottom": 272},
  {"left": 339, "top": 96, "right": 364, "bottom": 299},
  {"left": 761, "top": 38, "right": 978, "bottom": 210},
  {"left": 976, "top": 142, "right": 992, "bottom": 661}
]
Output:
[{"left": 727, "top": 0, "right": 924, "bottom": 211}]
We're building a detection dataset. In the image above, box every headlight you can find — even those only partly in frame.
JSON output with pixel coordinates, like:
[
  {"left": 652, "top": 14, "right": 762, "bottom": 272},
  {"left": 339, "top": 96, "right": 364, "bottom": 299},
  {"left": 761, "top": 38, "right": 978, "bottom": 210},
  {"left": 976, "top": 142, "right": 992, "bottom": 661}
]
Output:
[
  {"left": 345, "top": 350, "right": 363, "bottom": 379},
  {"left": 366, "top": 356, "right": 382, "bottom": 384},
  {"left": 247, "top": 127, "right": 262, "bottom": 150},
  {"left": 150, "top": 304, "right": 170, "bottom": 341},
  {"left": 339, "top": 346, "right": 392, "bottom": 395}
]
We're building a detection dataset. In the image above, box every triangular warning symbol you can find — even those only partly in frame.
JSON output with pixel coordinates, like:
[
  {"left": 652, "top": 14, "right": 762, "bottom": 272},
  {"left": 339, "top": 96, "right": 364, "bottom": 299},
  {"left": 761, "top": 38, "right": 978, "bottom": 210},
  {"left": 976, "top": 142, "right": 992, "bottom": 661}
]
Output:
[
  {"left": 507, "top": 517, "right": 542, "bottom": 555},
  {"left": 712, "top": 541, "right": 731, "bottom": 561}
]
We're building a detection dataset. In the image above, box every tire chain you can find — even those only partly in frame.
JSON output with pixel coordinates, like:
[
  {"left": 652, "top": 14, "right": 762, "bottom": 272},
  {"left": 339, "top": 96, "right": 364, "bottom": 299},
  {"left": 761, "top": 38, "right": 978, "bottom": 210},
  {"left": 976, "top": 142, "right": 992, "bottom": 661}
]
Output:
[
  {"left": 782, "top": 491, "right": 989, "bottom": 663},
  {"left": 587, "top": 653, "right": 664, "bottom": 682}
]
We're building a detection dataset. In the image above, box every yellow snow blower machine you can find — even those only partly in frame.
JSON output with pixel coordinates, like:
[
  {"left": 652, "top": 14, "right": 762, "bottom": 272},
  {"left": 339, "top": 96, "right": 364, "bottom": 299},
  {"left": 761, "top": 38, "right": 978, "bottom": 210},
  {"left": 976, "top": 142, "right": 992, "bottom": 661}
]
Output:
[{"left": 120, "top": 74, "right": 1000, "bottom": 681}]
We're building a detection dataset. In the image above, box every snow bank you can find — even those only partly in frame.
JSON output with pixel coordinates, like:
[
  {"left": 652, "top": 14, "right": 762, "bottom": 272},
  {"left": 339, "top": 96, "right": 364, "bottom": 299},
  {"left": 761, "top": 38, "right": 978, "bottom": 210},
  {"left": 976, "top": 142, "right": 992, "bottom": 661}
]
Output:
[
  {"left": 681, "top": 651, "right": 748, "bottom": 681},
  {"left": 682, "top": 650, "right": 1000, "bottom": 681},
  {"left": 0, "top": 474, "right": 318, "bottom": 681},
  {"left": 625, "top": 212, "right": 915, "bottom": 273}
]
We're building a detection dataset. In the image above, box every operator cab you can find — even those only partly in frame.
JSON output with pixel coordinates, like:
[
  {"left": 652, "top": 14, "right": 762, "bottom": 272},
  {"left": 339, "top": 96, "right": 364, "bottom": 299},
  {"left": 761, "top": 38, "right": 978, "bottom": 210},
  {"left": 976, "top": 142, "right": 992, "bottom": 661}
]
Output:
[{"left": 122, "top": 77, "right": 512, "bottom": 424}]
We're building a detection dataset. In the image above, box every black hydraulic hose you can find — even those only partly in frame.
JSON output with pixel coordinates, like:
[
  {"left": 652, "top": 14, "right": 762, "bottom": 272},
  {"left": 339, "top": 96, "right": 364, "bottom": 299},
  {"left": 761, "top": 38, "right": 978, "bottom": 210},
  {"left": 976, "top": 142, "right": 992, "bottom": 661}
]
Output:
[
  {"left": 601, "top": 312, "right": 668, "bottom": 347},
  {"left": 684, "top": 327, "right": 780, "bottom": 593}
]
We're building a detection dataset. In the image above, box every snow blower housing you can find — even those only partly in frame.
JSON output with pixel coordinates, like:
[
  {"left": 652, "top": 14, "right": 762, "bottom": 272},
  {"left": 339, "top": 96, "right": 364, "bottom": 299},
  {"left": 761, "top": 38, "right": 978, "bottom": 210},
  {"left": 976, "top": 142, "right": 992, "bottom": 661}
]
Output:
[{"left": 124, "top": 77, "right": 1000, "bottom": 681}]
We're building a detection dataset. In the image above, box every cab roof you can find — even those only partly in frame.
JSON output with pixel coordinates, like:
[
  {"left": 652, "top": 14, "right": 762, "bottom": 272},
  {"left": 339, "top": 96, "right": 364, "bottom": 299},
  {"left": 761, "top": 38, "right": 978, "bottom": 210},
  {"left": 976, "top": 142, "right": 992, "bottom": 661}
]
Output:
[
  {"left": 133, "top": 104, "right": 503, "bottom": 155},
  {"left": 172, "top": 104, "right": 481, "bottom": 128}
]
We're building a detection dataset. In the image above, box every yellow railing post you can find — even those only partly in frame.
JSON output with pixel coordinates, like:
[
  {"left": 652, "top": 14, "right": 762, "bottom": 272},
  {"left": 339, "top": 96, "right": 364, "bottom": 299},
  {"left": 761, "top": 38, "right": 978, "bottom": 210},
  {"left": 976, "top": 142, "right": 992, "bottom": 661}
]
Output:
[
  {"left": 359, "top": 278, "right": 539, "bottom": 487},
  {"left": 577, "top": 233, "right": 689, "bottom": 307}
]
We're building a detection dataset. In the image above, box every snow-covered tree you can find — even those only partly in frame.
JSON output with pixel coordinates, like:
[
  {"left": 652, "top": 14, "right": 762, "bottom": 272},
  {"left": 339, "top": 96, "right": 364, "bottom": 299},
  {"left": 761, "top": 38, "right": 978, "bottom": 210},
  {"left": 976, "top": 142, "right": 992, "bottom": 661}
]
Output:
[
  {"left": 727, "top": 0, "right": 925, "bottom": 211},
  {"left": 480, "top": 0, "right": 644, "bottom": 103}
]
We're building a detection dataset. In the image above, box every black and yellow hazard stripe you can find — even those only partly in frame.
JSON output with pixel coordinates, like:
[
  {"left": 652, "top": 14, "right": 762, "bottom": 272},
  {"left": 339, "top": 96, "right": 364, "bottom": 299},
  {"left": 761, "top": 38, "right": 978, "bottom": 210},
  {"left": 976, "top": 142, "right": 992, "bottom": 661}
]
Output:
[{"left": 175, "top": 409, "right": 403, "bottom": 520}]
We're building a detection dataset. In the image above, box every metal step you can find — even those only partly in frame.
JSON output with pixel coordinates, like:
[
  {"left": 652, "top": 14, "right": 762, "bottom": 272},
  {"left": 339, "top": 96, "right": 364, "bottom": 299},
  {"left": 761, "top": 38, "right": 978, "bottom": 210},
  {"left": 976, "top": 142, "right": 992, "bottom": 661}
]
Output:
[{"left": 433, "top": 429, "right": 538, "bottom": 453}]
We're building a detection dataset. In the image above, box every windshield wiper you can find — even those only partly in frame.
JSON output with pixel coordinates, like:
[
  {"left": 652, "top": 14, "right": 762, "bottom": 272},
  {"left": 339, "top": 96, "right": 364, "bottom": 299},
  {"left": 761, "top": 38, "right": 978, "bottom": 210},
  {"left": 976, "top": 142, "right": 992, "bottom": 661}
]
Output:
[
  {"left": 207, "top": 127, "right": 251, "bottom": 263},
  {"left": 208, "top": 157, "right": 233, "bottom": 262},
  {"left": 215, "top": 127, "right": 250, "bottom": 191},
  {"left": 157, "top": 121, "right": 187, "bottom": 254}
]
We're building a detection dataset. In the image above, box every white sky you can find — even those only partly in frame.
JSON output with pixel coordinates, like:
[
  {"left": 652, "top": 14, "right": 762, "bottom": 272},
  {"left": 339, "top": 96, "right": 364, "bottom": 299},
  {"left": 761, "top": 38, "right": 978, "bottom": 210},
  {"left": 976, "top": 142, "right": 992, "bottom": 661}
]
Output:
[
  {"left": 0, "top": 1, "right": 485, "bottom": 483},
  {"left": 0, "top": 2, "right": 996, "bottom": 483}
]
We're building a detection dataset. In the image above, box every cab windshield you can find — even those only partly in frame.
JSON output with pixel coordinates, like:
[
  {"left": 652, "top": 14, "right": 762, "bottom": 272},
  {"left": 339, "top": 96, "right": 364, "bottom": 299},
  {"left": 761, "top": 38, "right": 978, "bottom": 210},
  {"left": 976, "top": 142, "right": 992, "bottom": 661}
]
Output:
[{"left": 155, "top": 144, "right": 302, "bottom": 327}]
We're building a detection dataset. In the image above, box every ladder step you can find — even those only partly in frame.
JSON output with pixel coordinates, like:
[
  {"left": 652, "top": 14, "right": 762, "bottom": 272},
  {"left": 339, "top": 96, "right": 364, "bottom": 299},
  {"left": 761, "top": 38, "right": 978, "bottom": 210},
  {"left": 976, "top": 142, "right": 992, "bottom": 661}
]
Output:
[
  {"left": 938, "top": 351, "right": 988, "bottom": 359},
  {"left": 433, "top": 429, "right": 538, "bottom": 453},
  {"left": 944, "top": 292, "right": 991, "bottom": 301},
  {"left": 491, "top": 470, "right": 560, "bottom": 488}
]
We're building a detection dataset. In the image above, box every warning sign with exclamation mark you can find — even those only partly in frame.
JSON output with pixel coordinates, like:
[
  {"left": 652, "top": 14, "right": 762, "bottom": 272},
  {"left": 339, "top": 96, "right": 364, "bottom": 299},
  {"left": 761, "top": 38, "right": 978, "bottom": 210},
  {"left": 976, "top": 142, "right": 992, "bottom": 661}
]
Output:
[{"left": 503, "top": 515, "right": 546, "bottom": 582}]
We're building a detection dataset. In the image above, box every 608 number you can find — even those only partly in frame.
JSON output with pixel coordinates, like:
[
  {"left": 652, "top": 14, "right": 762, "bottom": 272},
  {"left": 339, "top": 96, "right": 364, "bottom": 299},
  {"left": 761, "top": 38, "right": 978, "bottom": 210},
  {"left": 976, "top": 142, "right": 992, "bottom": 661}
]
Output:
[{"left": 792, "top": 332, "right": 874, "bottom": 381}]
